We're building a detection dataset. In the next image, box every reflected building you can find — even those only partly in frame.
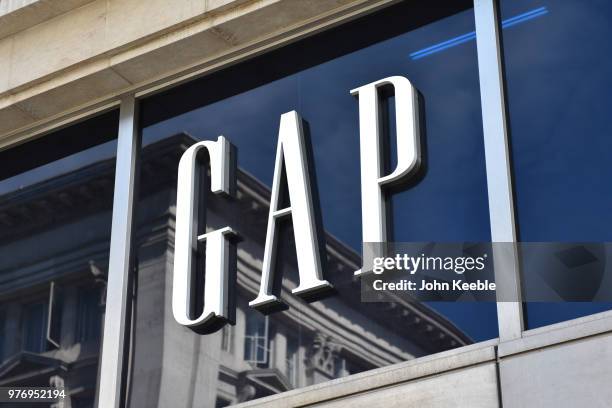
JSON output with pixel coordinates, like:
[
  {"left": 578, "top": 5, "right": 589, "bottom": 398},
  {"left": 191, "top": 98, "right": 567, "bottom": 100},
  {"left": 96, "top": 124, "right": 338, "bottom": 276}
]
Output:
[
  {"left": 0, "top": 134, "right": 470, "bottom": 407},
  {"left": 0, "top": 149, "right": 114, "bottom": 407}
]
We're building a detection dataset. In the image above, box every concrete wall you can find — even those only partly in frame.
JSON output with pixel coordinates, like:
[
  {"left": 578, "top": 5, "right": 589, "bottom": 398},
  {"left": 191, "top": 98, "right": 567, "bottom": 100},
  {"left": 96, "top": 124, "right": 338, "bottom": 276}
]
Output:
[
  {"left": 498, "top": 316, "right": 612, "bottom": 408},
  {"left": 500, "top": 333, "right": 612, "bottom": 408},
  {"left": 230, "top": 313, "right": 612, "bottom": 408}
]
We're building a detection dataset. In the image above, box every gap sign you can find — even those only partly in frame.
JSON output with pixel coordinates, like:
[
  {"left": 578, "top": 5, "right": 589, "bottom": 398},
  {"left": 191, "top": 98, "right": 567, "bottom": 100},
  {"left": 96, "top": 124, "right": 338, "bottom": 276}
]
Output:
[{"left": 172, "top": 76, "right": 422, "bottom": 333}]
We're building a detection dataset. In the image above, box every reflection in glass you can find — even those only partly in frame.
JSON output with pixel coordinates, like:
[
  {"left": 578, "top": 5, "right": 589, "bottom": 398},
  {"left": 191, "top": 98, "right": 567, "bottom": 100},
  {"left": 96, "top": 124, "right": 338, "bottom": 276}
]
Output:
[
  {"left": 130, "top": 2, "right": 496, "bottom": 406},
  {"left": 22, "top": 302, "right": 48, "bottom": 353},
  {"left": 244, "top": 311, "right": 270, "bottom": 366},
  {"left": 129, "top": 132, "right": 480, "bottom": 405},
  {"left": 0, "top": 111, "right": 118, "bottom": 406},
  {"left": 500, "top": 0, "right": 612, "bottom": 328}
]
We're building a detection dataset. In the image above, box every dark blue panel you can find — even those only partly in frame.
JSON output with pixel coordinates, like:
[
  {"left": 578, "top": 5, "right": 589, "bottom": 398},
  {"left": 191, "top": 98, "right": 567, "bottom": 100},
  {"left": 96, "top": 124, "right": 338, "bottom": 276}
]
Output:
[{"left": 500, "top": 0, "right": 612, "bottom": 328}]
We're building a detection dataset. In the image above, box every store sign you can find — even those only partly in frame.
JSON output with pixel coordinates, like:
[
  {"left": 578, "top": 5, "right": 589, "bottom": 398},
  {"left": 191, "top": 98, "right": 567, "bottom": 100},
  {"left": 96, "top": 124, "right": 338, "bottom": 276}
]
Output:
[{"left": 172, "top": 76, "right": 421, "bottom": 333}]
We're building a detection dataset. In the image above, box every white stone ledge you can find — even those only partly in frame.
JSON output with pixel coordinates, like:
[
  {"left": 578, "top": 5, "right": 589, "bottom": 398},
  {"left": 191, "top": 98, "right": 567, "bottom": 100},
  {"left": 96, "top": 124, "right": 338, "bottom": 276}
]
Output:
[
  {"left": 232, "top": 309, "right": 612, "bottom": 407},
  {"left": 0, "top": 0, "right": 95, "bottom": 39},
  {"left": 498, "top": 309, "right": 612, "bottom": 358},
  {"left": 0, "top": 0, "right": 398, "bottom": 147},
  {"left": 232, "top": 340, "right": 498, "bottom": 408}
]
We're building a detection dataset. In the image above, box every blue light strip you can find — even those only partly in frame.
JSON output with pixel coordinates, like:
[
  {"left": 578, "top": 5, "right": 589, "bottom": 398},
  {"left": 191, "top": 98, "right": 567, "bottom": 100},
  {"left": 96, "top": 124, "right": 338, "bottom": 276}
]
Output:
[{"left": 409, "top": 6, "right": 549, "bottom": 60}]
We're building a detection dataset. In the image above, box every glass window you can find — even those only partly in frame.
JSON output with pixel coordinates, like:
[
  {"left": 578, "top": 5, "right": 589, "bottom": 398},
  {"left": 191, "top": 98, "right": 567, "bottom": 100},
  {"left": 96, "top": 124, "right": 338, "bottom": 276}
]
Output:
[
  {"left": 244, "top": 312, "right": 269, "bottom": 366},
  {"left": 76, "top": 286, "right": 102, "bottom": 344},
  {"left": 129, "top": 1, "right": 497, "bottom": 406},
  {"left": 500, "top": 0, "right": 612, "bottom": 329},
  {"left": 0, "top": 110, "right": 118, "bottom": 399},
  {"left": 22, "top": 301, "right": 48, "bottom": 353},
  {"left": 286, "top": 333, "right": 299, "bottom": 387}
]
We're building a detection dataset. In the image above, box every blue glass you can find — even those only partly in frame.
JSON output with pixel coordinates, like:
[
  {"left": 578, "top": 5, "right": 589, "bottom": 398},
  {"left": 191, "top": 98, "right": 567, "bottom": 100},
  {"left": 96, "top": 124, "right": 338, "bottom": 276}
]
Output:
[
  {"left": 22, "top": 302, "right": 47, "bottom": 353},
  {"left": 141, "top": 6, "right": 496, "bottom": 342},
  {"left": 500, "top": 0, "right": 612, "bottom": 328},
  {"left": 0, "top": 112, "right": 117, "bottom": 397}
]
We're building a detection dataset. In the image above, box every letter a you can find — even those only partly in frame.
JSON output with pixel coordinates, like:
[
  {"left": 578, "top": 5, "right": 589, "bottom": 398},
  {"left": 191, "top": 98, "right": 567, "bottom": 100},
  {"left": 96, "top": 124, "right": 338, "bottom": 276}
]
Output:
[{"left": 250, "top": 111, "right": 332, "bottom": 310}]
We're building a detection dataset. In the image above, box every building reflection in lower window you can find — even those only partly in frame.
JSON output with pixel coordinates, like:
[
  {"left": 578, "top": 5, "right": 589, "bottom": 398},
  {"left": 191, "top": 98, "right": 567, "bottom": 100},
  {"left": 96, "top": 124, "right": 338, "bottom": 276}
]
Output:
[
  {"left": 129, "top": 1, "right": 496, "bottom": 406},
  {"left": 0, "top": 110, "right": 118, "bottom": 407}
]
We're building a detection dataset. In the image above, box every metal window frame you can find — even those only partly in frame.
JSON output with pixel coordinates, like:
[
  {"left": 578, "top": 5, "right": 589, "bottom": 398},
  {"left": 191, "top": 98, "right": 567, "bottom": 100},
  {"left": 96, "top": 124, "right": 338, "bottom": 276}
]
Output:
[
  {"left": 473, "top": 0, "right": 524, "bottom": 341},
  {"left": 97, "top": 95, "right": 141, "bottom": 408}
]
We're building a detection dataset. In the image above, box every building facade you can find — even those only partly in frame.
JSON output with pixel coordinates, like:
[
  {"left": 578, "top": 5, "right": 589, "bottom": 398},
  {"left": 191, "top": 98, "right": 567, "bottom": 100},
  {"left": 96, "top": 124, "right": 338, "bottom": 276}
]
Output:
[{"left": 1, "top": 0, "right": 612, "bottom": 407}]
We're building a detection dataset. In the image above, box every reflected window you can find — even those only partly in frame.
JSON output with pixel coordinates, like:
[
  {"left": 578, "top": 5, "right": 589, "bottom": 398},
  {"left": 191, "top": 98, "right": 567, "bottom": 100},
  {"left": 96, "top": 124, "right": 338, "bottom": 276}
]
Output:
[
  {"left": 76, "top": 286, "right": 101, "bottom": 344},
  {"left": 0, "top": 110, "right": 117, "bottom": 398},
  {"left": 244, "top": 312, "right": 269, "bottom": 366},
  {"left": 286, "top": 333, "right": 299, "bottom": 387},
  {"left": 22, "top": 301, "right": 48, "bottom": 353}
]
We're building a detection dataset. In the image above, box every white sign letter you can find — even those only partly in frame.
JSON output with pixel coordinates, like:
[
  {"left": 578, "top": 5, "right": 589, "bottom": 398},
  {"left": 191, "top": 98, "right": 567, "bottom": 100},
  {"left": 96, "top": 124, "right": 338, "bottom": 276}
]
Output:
[
  {"left": 173, "top": 136, "right": 238, "bottom": 333},
  {"left": 250, "top": 111, "right": 332, "bottom": 310},
  {"left": 351, "top": 76, "right": 422, "bottom": 275}
]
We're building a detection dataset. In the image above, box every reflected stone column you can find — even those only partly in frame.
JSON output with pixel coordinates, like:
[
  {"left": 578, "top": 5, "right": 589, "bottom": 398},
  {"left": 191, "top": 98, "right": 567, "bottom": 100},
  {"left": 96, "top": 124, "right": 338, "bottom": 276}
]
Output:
[{"left": 90, "top": 260, "right": 107, "bottom": 408}]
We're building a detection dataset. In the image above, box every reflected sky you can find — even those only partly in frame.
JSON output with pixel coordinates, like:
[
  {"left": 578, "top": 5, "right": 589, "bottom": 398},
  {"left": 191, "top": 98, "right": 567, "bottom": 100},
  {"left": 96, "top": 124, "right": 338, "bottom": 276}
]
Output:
[
  {"left": 0, "top": 110, "right": 118, "bottom": 197},
  {"left": 0, "top": 141, "right": 117, "bottom": 196},
  {"left": 409, "top": 5, "right": 549, "bottom": 60},
  {"left": 143, "top": 9, "right": 491, "bottom": 247}
]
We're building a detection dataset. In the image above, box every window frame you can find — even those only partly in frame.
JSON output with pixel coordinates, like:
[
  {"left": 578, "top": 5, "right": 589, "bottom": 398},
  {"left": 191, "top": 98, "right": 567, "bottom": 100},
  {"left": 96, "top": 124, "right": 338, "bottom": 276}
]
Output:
[
  {"left": 244, "top": 314, "right": 270, "bottom": 366},
  {"left": 20, "top": 299, "right": 49, "bottom": 354}
]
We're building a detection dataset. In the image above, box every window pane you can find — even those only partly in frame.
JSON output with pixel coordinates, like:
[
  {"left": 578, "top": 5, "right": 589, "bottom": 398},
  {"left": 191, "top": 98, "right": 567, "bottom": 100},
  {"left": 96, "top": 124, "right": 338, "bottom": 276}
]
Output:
[
  {"left": 0, "top": 310, "right": 5, "bottom": 362},
  {"left": 244, "top": 311, "right": 269, "bottom": 365},
  {"left": 22, "top": 302, "right": 48, "bottom": 353},
  {"left": 500, "top": 0, "right": 612, "bottom": 329},
  {"left": 77, "top": 286, "right": 102, "bottom": 343},
  {"left": 130, "top": 1, "right": 496, "bottom": 406},
  {"left": 0, "top": 111, "right": 118, "bottom": 400}
]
